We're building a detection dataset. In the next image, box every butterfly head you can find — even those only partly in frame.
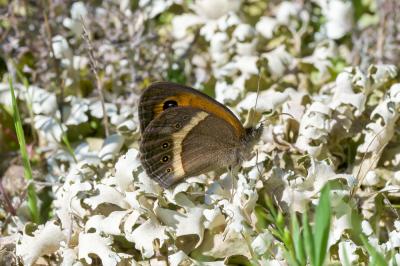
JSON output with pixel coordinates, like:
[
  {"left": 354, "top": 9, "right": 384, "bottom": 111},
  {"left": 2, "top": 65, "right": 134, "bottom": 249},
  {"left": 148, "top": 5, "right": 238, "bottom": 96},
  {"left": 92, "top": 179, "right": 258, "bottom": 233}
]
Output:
[{"left": 239, "top": 123, "right": 263, "bottom": 161}]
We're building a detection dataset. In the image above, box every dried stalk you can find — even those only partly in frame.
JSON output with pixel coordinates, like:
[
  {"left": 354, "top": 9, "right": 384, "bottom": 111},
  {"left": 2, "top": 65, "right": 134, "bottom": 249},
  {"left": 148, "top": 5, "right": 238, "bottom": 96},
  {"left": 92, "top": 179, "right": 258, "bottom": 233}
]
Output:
[{"left": 81, "top": 18, "right": 110, "bottom": 137}]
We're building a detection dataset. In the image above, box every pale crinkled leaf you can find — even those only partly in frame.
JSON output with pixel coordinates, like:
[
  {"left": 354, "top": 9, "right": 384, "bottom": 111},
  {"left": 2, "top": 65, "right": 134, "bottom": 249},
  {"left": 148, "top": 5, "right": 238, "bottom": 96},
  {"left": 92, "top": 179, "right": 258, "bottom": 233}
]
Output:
[
  {"left": 275, "top": 1, "right": 302, "bottom": 24},
  {"left": 84, "top": 184, "right": 130, "bottom": 210},
  {"left": 295, "top": 102, "right": 333, "bottom": 157},
  {"left": 85, "top": 211, "right": 129, "bottom": 235},
  {"left": 52, "top": 35, "right": 72, "bottom": 59},
  {"left": 203, "top": 207, "right": 225, "bottom": 230},
  {"left": 74, "top": 142, "right": 100, "bottom": 165},
  {"left": 64, "top": 96, "right": 89, "bottom": 125},
  {"left": 301, "top": 41, "right": 336, "bottom": 81},
  {"left": 251, "top": 231, "right": 274, "bottom": 256},
  {"left": 0, "top": 82, "right": 16, "bottom": 107},
  {"left": 128, "top": 217, "right": 169, "bottom": 258},
  {"left": 362, "top": 220, "right": 374, "bottom": 236},
  {"left": 168, "top": 251, "right": 191, "bottom": 266},
  {"left": 319, "top": 0, "right": 354, "bottom": 39},
  {"left": 136, "top": 171, "right": 163, "bottom": 195},
  {"left": 34, "top": 115, "right": 66, "bottom": 143},
  {"left": 368, "top": 64, "right": 398, "bottom": 89},
  {"left": 190, "top": 0, "right": 241, "bottom": 20},
  {"left": 114, "top": 148, "right": 140, "bottom": 191},
  {"left": 237, "top": 90, "right": 289, "bottom": 113},
  {"left": 16, "top": 221, "right": 66, "bottom": 266},
  {"left": 89, "top": 100, "right": 118, "bottom": 119},
  {"left": 338, "top": 240, "right": 359, "bottom": 264},
  {"left": 78, "top": 232, "right": 120, "bottom": 266},
  {"left": 156, "top": 205, "right": 205, "bottom": 248},
  {"left": 354, "top": 83, "right": 400, "bottom": 179},
  {"left": 98, "top": 134, "right": 125, "bottom": 161},
  {"left": 387, "top": 220, "right": 400, "bottom": 249},
  {"left": 54, "top": 168, "right": 92, "bottom": 230},
  {"left": 256, "top": 17, "right": 278, "bottom": 39},
  {"left": 328, "top": 214, "right": 352, "bottom": 248},
  {"left": 62, "top": 2, "right": 87, "bottom": 35},
  {"left": 139, "top": 0, "right": 174, "bottom": 18},
  {"left": 60, "top": 247, "right": 79, "bottom": 266},
  {"left": 172, "top": 14, "right": 205, "bottom": 39},
  {"left": 262, "top": 45, "right": 294, "bottom": 77},
  {"left": 194, "top": 230, "right": 251, "bottom": 259},
  {"left": 215, "top": 80, "right": 241, "bottom": 104},
  {"left": 331, "top": 72, "right": 367, "bottom": 116},
  {"left": 26, "top": 85, "right": 58, "bottom": 115}
]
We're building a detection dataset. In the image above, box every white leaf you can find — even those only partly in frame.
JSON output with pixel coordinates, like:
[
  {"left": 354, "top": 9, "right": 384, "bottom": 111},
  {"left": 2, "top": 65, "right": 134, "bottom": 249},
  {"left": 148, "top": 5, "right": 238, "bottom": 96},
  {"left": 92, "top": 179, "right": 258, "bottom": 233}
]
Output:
[
  {"left": 115, "top": 149, "right": 140, "bottom": 191},
  {"left": 85, "top": 211, "right": 129, "bottom": 235},
  {"left": 338, "top": 240, "right": 359, "bottom": 264},
  {"left": 251, "top": 231, "right": 273, "bottom": 256},
  {"left": 99, "top": 134, "right": 125, "bottom": 161},
  {"left": 256, "top": 17, "right": 278, "bottom": 39},
  {"left": 84, "top": 184, "right": 130, "bottom": 210},
  {"left": 78, "top": 233, "right": 120, "bottom": 266},
  {"left": 128, "top": 218, "right": 169, "bottom": 258},
  {"left": 322, "top": 0, "right": 354, "bottom": 39},
  {"left": 16, "top": 222, "right": 66, "bottom": 266},
  {"left": 52, "top": 35, "right": 72, "bottom": 59},
  {"left": 191, "top": 0, "right": 241, "bottom": 20}
]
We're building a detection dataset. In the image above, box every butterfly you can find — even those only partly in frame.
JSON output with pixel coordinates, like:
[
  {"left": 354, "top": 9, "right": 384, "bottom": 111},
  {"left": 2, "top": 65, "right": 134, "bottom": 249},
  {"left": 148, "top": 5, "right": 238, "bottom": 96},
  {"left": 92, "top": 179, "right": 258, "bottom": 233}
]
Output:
[{"left": 139, "top": 81, "right": 263, "bottom": 188}]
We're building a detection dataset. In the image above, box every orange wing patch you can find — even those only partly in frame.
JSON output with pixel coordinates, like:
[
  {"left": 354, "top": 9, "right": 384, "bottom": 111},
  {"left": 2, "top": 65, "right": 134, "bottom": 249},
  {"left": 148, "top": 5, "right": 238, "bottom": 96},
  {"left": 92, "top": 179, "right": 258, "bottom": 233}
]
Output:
[{"left": 152, "top": 92, "right": 244, "bottom": 137}]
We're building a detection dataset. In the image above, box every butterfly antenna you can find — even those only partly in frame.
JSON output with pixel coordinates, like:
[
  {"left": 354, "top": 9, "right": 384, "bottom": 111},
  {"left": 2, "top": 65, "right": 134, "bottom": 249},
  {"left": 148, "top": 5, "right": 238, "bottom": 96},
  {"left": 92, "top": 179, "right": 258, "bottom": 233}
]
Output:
[
  {"left": 254, "top": 71, "right": 261, "bottom": 111},
  {"left": 258, "top": 112, "right": 295, "bottom": 125}
]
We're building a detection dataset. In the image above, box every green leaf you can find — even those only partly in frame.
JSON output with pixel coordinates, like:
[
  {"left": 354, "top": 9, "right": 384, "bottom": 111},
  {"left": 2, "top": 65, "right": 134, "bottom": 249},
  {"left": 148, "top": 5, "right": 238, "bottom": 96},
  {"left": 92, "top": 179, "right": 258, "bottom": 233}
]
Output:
[
  {"left": 291, "top": 214, "right": 306, "bottom": 265},
  {"left": 360, "top": 234, "right": 387, "bottom": 266},
  {"left": 302, "top": 211, "right": 314, "bottom": 265},
  {"left": 314, "top": 184, "right": 331, "bottom": 266},
  {"left": 9, "top": 77, "right": 40, "bottom": 223}
]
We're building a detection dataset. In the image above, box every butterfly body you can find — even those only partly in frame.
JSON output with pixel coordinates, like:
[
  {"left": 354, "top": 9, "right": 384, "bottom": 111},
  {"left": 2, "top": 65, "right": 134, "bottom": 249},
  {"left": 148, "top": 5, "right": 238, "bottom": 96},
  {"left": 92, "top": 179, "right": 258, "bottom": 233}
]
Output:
[{"left": 139, "top": 82, "right": 262, "bottom": 188}]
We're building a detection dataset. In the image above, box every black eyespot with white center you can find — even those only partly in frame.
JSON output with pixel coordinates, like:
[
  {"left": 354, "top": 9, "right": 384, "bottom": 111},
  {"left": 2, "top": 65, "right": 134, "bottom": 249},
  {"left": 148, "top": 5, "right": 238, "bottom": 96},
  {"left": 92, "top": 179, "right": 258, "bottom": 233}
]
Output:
[
  {"left": 161, "top": 156, "right": 169, "bottom": 162},
  {"left": 163, "top": 100, "right": 178, "bottom": 110},
  {"left": 162, "top": 143, "right": 169, "bottom": 149},
  {"left": 166, "top": 168, "right": 171, "bottom": 173},
  {"left": 175, "top": 123, "right": 181, "bottom": 129}
]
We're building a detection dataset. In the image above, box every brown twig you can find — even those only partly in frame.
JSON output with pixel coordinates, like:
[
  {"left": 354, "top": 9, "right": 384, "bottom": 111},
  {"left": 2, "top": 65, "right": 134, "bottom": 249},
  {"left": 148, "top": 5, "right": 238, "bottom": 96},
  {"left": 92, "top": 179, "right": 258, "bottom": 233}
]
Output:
[
  {"left": 0, "top": 179, "right": 16, "bottom": 216},
  {"left": 42, "top": 0, "right": 64, "bottom": 122},
  {"left": 81, "top": 18, "right": 110, "bottom": 137}
]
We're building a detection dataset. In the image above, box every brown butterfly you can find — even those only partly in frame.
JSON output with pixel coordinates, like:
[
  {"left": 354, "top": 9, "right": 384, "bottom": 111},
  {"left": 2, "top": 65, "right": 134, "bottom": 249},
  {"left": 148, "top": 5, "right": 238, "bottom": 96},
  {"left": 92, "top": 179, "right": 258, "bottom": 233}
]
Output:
[{"left": 139, "top": 82, "right": 262, "bottom": 188}]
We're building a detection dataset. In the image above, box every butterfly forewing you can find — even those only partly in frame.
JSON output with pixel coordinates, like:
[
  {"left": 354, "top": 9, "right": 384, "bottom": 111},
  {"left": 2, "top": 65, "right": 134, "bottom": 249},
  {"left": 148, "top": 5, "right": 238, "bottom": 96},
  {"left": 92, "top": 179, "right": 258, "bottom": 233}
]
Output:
[{"left": 140, "top": 107, "right": 241, "bottom": 188}]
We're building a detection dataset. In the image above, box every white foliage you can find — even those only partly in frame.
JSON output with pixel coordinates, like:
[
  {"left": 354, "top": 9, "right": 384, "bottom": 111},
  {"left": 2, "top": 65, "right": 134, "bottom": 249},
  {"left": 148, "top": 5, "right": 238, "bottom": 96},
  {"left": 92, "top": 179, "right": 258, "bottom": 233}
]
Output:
[
  {"left": 78, "top": 232, "right": 120, "bottom": 265},
  {"left": 16, "top": 222, "right": 66, "bottom": 266}
]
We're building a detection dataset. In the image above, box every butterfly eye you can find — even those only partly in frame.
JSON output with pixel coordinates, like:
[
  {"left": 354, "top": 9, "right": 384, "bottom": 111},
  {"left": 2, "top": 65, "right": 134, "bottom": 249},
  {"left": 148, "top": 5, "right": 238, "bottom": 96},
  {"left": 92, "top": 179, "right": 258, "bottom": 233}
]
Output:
[
  {"left": 162, "top": 143, "right": 169, "bottom": 149},
  {"left": 161, "top": 156, "right": 169, "bottom": 162},
  {"left": 163, "top": 100, "right": 178, "bottom": 110},
  {"left": 166, "top": 168, "right": 171, "bottom": 173}
]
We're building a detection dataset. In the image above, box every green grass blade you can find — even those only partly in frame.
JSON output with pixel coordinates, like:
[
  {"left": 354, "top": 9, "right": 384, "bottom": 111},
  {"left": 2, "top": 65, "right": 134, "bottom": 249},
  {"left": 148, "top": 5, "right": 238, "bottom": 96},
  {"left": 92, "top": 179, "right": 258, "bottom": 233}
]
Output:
[
  {"left": 9, "top": 77, "right": 40, "bottom": 223},
  {"left": 302, "top": 211, "right": 314, "bottom": 265},
  {"left": 314, "top": 184, "right": 331, "bottom": 266},
  {"left": 360, "top": 234, "right": 387, "bottom": 266},
  {"left": 291, "top": 213, "right": 306, "bottom": 265}
]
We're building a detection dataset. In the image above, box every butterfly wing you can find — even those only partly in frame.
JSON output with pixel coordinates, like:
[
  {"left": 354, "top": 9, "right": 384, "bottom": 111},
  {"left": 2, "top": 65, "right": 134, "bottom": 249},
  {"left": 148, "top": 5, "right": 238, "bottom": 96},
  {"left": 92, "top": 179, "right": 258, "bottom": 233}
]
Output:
[
  {"left": 139, "top": 81, "right": 245, "bottom": 138},
  {"left": 140, "top": 106, "right": 241, "bottom": 188}
]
